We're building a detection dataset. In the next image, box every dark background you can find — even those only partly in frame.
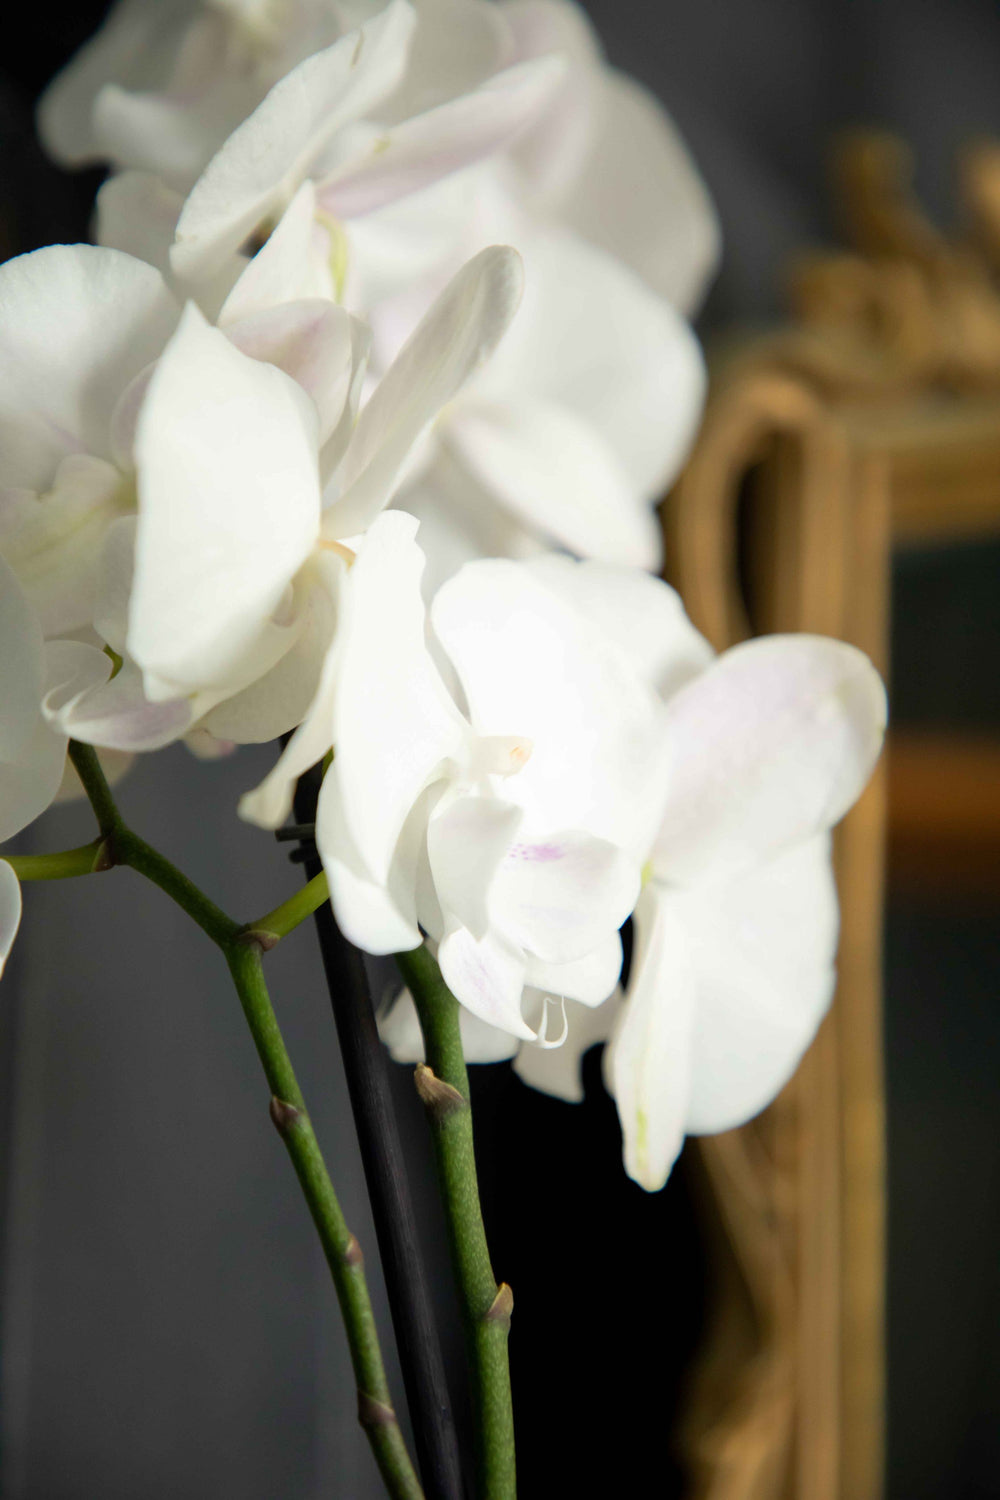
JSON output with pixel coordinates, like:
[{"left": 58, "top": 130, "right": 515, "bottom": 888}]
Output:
[{"left": 2, "top": 2, "right": 1000, "bottom": 1496}]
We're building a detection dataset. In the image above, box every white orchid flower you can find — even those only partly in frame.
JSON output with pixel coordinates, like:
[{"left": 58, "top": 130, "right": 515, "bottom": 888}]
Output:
[
  {"left": 0, "top": 553, "right": 113, "bottom": 979},
  {"left": 244, "top": 522, "right": 668, "bottom": 1040},
  {"left": 457, "top": 557, "right": 886, "bottom": 1191},
  {"left": 154, "top": 0, "right": 562, "bottom": 300},
  {"left": 49, "top": 244, "right": 524, "bottom": 758},
  {"left": 37, "top": 0, "right": 348, "bottom": 191},
  {"left": 363, "top": 168, "right": 705, "bottom": 580},
  {"left": 0, "top": 238, "right": 371, "bottom": 754},
  {"left": 0, "top": 244, "right": 179, "bottom": 639}
]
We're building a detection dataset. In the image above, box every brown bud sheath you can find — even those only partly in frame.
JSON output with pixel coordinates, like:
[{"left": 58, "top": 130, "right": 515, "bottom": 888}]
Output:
[
  {"left": 269, "top": 1096, "right": 302, "bottom": 1133},
  {"left": 358, "top": 1391, "right": 399, "bottom": 1431},
  {"left": 414, "top": 1063, "right": 467, "bottom": 1120},
  {"left": 485, "top": 1283, "right": 514, "bottom": 1328}
]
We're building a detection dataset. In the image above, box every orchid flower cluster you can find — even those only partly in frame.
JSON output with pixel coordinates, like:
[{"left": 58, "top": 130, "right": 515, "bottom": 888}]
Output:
[{"left": 4, "top": 0, "right": 886, "bottom": 1224}]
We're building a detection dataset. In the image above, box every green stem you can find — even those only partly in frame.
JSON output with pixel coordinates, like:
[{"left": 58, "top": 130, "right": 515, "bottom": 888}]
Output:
[
  {"left": 396, "top": 945, "right": 516, "bottom": 1500},
  {"left": 4, "top": 840, "right": 107, "bottom": 881},
  {"left": 68, "top": 744, "right": 240, "bottom": 946},
  {"left": 67, "top": 740, "right": 121, "bottom": 834},
  {"left": 66, "top": 742, "right": 424, "bottom": 1500},
  {"left": 227, "top": 943, "right": 424, "bottom": 1500},
  {"left": 246, "top": 870, "right": 330, "bottom": 944}
]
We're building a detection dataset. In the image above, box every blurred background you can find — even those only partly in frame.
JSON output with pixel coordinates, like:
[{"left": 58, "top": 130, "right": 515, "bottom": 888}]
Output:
[{"left": 1, "top": 2, "right": 999, "bottom": 1496}]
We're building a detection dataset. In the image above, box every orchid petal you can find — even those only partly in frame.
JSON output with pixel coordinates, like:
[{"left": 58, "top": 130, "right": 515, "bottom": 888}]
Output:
[
  {"left": 560, "top": 71, "right": 722, "bottom": 317},
  {"left": 108, "top": 364, "right": 156, "bottom": 473},
  {"left": 683, "top": 836, "right": 839, "bottom": 1134},
  {"left": 184, "top": 729, "right": 235, "bottom": 761},
  {"left": 93, "top": 72, "right": 259, "bottom": 191},
  {"left": 378, "top": 984, "right": 520, "bottom": 1065},
  {"left": 427, "top": 794, "right": 523, "bottom": 940},
  {"left": 502, "top": 0, "right": 602, "bottom": 202},
  {"left": 481, "top": 226, "right": 706, "bottom": 500},
  {"left": 0, "top": 553, "right": 47, "bottom": 763},
  {"left": 95, "top": 171, "right": 185, "bottom": 282},
  {"left": 237, "top": 556, "right": 346, "bottom": 825},
  {"left": 432, "top": 559, "right": 667, "bottom": 860},
  {"left": 444, "top": 399, "right": 660, "bottom": 567},
  {"left": 130, "top": 302, "right": 321, "bottom": 699},
  {"left": 653, "top": 636, "right": 887, "bottom": 886},
  {"left": 393, "top": 460, "right": 541, "bottom": 601},
  {"left": 524, "top": 553, "right": 715, "bottom": 699},
  {"left": 316, "top": 56, "right": 565, "bottom": 219},
  {"left": 218, "top": 180, "right": 333, "bottom": 323},
  {"left": 36, "top": 0, "right": 172, "bottom": 165},
  {"left": 332, "top": 511, "right": 469, "bottom": 882},
  {"left": 0, "top": 719, "right": 70, "bottom": 844},
  {"left": 0, "top": 244, "right": 178, "bottom": 491},
  {"left": 318, "top": 768, "right": 423, "bottom": 954},
  {"left": 319, "top": 316, "right": 373, "bottom": 481},
  {"left": 328, "top": 245, "right": 524, "bottom": 537},
  {"left": 513, "top": 989, "right": 618, "bottom": 1101},
  {"left": 606, "top": 885, "right": 696, "bottom": 1191},
  {"left": 490, "top": 829, "right": 640, "bottom": 965},
  {"left": 0, "top": 456, "right": 131, "bottom": 638},
  {"left": 44, "top": 658, "right": 194, "bottom": 753},
  {"left": 0, "top": 860, "right": 22, "bottom": 981},
  {"left": 93, "top": 515, "right": 136, "bottom": 655},
  {"left": 96, "top": 173, "right": 247, "bottom": 324},
  {"left": 383, "top": 0, "right": 510, "bottom": 120},
  {"left": 0, "top": 639, "right": 111, "bottom": 841},
  {"left": 171, "top": 1, "right": 416, "bottom": 282},
  {"left": 208, "top": 552, "right": 342, "bottom": 749},
  {"left": 525, "top": 933, "right": 624, "bottom": 1007},
  {"left": 437, "top": 921, "right": 532, "bottom": 1038},
  {"left": 225, "top": 300, "right": 361, "bottom": 445}
]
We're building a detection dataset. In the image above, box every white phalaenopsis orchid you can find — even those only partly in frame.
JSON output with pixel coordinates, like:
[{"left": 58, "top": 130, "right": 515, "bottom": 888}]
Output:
[
  {"left": 44, "top": 0, "right": 720, "bottom": 318},
  {"left": 0, "top": 235, "right": 334, "bottom": 659},
  {"left": 47, "top": 243, "right": 524, "bottom": 757},
  {"left": 61, "top": 0, "right": 713, "bottom": 581},
  {"left": 364, "top": 168, "right": 704, "bottom": 578},
  {"left": 383, "top": 558, "right": 886, "bottom": 1191},
  {"left": 242, "top": 517, "right": 672, "bottom": 1039},
  {"left": 92, "top": 1, "right": 562, "bottom": 302},
  {"left": 14, "top": 3, "right": 903, "bottom": 1486}
]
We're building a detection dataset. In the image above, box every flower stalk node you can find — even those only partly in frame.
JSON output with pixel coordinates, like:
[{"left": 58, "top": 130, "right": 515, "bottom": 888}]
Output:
[
  {"left": 269, "top": 1096, "right": 303, "bottom": 1135},
  {"left": 414, "top": 1063, "right": 467, "bottom": 1120},
  {"left": 344, "top": 1233, "right": 364, "bottom": 1268},
  {"left": 92, "top": 836, "right": 117, "bottom": 874},
  {"left": 358, "top": 1391, "right": 400, "bottom": 1432},
  {"left": 485, "top": 1283, "right": 514, "bottom": 1329},
  {"left": 237, "top": 927, "right": 280, "bottom": 952}
]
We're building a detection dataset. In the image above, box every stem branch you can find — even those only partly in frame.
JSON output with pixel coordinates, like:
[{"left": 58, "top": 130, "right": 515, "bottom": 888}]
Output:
[
  {"left": 4, "top": 840, "right": 107, "bottom": 881},
  {"left": 65, "top": 742, "right": 424, "bottom": 1500},
  {"left": 246, "top": 870, "right": 330, "bottom": 944},
  {"left": 396, "top": 945, "right": 516, "bottom": 1500}
]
